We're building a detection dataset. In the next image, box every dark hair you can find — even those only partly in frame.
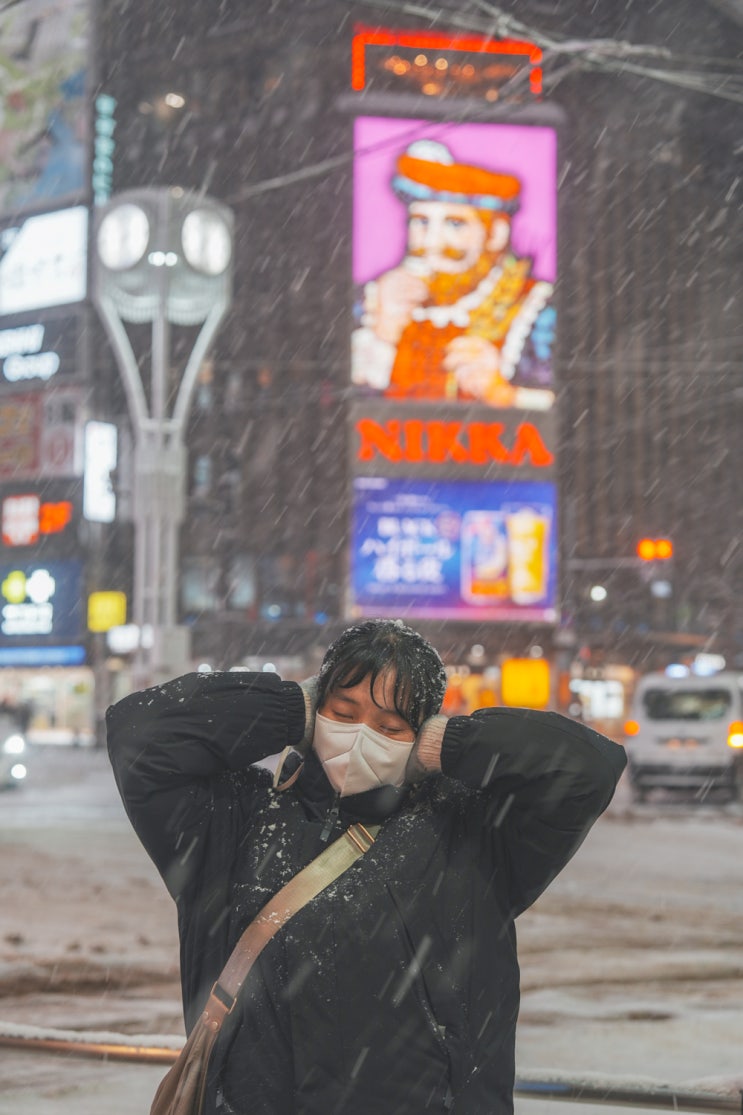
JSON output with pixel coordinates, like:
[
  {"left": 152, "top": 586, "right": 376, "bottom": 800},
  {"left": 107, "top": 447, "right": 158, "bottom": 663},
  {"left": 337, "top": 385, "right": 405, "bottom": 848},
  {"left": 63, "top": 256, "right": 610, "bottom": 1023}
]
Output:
[{"left": 317, "top": 619, "right": 447, "bottom": 731}]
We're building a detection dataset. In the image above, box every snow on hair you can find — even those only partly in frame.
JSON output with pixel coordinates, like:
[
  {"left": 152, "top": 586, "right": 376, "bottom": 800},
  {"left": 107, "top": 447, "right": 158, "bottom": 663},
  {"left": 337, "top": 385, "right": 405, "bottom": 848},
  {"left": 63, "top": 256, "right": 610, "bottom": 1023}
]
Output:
[{"left": 318, "top": 619, "right": 447, "bottom": 731}]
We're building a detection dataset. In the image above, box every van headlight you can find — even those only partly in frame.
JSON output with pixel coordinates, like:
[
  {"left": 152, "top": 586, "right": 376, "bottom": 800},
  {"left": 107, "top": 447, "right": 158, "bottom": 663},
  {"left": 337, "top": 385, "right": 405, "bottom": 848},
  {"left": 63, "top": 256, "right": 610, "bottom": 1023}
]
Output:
[{"left": 2, "top": 734, "right": 25, "bottom": 755}]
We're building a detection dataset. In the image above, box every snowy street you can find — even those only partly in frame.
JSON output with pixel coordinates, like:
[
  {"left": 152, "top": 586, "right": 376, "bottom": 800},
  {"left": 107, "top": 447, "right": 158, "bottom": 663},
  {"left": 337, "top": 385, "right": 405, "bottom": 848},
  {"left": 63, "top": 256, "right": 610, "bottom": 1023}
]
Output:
[{"left": 0, "top": 743, "right": 741, "bottom": 1114}]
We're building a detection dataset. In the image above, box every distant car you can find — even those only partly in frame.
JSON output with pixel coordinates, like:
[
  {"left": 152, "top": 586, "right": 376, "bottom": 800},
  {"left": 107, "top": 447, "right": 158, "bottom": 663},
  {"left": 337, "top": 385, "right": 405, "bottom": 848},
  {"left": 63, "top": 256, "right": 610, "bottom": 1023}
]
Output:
[
  {"left": 624, "top": 671, "right": 743, "bottom": 802},
  {"left": 0, "top": 712, "right": 28, "bottom": 789}
]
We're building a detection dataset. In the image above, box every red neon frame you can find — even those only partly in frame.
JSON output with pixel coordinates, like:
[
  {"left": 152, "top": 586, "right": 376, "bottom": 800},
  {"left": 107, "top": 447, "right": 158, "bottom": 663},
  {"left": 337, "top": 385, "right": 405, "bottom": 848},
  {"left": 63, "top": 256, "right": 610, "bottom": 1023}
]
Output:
[{"left": 351, "top": 25, "right": 543, "bottom": 95}]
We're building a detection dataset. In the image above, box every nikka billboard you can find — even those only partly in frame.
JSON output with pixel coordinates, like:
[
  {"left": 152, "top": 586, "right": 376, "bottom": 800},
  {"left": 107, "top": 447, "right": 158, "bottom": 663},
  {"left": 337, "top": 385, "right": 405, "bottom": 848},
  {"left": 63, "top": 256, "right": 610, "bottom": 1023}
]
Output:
[
  {"left": 352, "top": 116, "right": 556, "bottom": 408},
  {"left": 348, "top": 115, "right": 559, "bottom": 623}
]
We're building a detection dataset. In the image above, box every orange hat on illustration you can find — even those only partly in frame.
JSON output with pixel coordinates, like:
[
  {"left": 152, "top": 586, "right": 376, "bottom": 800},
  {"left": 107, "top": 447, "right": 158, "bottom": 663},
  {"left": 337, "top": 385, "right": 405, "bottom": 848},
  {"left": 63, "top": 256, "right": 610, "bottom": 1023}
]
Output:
[{"left": 392, "top": 140, "right": 521, "bottom": 214}]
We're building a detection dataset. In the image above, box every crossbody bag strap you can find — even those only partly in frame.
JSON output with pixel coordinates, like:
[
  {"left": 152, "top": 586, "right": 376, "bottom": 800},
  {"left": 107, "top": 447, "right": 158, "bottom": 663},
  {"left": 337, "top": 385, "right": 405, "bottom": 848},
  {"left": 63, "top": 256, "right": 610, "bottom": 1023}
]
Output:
[{"left": 200, "top": 822, "right": 380, "bottom": 1035}]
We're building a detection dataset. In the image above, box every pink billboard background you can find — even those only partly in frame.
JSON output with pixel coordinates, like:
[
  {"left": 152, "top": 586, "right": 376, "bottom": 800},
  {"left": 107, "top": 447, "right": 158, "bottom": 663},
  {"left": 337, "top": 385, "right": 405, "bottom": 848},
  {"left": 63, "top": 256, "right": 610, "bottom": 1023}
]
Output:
[{"left": 353, "top": 116, "right": 557, "bottom": 286}]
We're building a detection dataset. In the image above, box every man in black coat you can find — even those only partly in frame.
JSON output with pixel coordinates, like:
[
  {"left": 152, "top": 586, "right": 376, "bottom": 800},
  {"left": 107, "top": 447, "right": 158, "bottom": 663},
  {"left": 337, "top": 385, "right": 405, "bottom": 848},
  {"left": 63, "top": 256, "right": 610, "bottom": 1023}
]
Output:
[{"left": 107, "top": 619, "right": 626, "bottom": 1115}]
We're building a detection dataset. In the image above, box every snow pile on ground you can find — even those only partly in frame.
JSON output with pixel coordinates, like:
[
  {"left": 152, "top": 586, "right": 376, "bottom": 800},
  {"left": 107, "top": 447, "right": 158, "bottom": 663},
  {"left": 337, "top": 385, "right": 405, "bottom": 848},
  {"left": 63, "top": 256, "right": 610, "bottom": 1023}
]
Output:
[{"left": 0, "top": 1018, "right": 183, "bottom": 1052}]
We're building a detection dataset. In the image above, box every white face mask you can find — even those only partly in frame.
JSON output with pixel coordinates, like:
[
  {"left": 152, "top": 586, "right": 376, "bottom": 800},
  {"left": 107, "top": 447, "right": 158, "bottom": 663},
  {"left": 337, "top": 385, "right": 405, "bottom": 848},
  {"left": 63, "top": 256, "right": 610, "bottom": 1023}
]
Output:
[{"left": 312, "top": 712, "right": 415, "bottom": 797}]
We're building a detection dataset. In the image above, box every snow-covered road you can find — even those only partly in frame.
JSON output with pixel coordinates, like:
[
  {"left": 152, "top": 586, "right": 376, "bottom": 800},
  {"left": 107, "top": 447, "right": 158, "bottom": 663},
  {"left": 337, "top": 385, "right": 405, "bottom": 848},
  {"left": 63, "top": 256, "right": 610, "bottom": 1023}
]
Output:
[{"left": 0, "top": 745, "right": 741, "bottom": 1114}]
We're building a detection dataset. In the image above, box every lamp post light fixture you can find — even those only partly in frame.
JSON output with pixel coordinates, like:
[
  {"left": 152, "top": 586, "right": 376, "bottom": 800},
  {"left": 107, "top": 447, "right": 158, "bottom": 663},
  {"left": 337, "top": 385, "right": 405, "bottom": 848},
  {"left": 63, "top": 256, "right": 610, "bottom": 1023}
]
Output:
[{"left": 93, "top": 187, "right": 234, "bottom": 686}]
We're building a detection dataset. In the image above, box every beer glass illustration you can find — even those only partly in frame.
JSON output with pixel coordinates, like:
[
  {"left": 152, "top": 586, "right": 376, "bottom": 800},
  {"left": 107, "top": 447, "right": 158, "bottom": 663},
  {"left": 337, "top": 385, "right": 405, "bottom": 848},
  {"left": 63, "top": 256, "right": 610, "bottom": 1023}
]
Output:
[
  {"left": 505, "top": 506, "right": 551, "bottom": 604},
  {"left": 460, "top": 511, "right": 509, "bottom": 604}
]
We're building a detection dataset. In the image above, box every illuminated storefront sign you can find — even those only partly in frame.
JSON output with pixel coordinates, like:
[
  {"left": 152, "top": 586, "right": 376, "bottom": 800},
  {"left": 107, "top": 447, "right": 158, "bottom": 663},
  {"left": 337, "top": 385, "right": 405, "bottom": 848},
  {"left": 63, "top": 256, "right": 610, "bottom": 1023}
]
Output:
[
  {"left": 350, "top": 476, "right": 558, "bottom": 622},
  {"left": 1, "top": 494, "right": 74, "bottom": 547},
  {"left": 83, "top": 421, "right": 117, "bottom": 522},
  {"left": 501, "top": 657, "right": 551, "bottom": 708},
  {"left": 0, "top": 644, "right": 85, "bottom": 666},
  {"left": 0, "top": 314, "right": 79, "bottom": 385},
  {"left": 351, "top": 26, "right": 543, "bottom": 97},
  {"left": 352, "top": 117, "right": 557, "bottom": 410},
  {"left": 93, "top": 94, "right": 117, "bottom": 206},
  {"left": 0, "top": 387, "right": 81, "bottom": 480},
  {"left": 0, "top": 560, "right": 83, "bottom": 642},
  {"left": 87, "top": 590, "right": 126, "bottom": 633},
  {"left": 0, "top": 207, "right": 88, "bottom": 316}
]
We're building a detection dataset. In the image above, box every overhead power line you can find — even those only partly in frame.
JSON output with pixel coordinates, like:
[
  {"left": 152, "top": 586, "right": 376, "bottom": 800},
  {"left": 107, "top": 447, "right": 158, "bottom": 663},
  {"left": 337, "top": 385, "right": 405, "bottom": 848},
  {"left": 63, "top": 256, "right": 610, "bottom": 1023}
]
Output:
[{"left": 227, "top": 1, "right": 743, "bottom": 204}]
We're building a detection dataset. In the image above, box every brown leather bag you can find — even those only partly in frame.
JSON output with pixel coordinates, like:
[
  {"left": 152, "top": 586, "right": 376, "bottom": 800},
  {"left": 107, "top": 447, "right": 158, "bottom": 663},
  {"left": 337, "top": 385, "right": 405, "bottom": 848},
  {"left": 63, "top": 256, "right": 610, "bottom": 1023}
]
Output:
[{"left": 150, "top": 823, "right": 379, "bottom": 1115}]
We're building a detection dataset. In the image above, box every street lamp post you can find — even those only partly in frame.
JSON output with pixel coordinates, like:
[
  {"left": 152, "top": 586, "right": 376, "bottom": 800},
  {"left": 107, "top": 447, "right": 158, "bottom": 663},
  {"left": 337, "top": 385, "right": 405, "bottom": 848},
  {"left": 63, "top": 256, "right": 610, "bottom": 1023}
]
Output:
[{"left": 92, "top": 188, "right": 234, "bottom": 687}]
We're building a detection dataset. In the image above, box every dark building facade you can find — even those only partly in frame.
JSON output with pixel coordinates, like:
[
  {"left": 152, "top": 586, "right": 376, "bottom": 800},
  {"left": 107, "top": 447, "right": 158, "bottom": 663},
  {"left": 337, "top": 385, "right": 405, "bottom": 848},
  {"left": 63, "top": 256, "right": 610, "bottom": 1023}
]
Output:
[{"left": 94, "top": 0, "right": 743, "bottom": 679}]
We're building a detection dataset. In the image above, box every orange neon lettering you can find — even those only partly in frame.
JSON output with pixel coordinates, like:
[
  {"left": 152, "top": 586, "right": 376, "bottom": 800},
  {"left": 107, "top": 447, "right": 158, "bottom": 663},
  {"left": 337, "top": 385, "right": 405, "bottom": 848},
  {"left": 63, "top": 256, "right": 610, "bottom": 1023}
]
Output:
[
  {"left": 467, "top": 422, "right": 510, "bottom": 465},
  {"left": 402, "top": 420, "right": 425, "bottom": 462},
  {"left": 426, "top": 422, "right": 469, "bottom": 463},
  {"left": 357, "top": 419, "right": 403, "bottom": 462},
  {"left": 509, "top": 423, "right": 554, "bottom": 467},
  {"left": 355, "top": 417, "right": 554, "bottom": 467},
  {"left": 39, "top": 501, "right": 73, "bottom": 534}
]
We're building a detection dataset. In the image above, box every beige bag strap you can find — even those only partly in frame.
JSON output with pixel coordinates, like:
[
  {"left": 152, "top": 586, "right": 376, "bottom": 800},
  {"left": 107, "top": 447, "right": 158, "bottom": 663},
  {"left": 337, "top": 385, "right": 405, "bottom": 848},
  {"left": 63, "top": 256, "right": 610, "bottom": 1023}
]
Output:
[
  {"left": 272, "top": 747, "right": 304, "bottom": 791},
  {"left": 200, "top": 823, "right": 380, "bottom": 1035}
]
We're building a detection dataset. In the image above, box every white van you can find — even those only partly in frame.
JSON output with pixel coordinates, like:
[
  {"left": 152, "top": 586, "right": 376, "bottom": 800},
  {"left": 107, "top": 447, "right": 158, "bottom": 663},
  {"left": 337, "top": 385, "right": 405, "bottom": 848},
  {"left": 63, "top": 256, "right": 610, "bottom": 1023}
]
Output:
[{"left": 624, "top": 671, "right": 743, "bottom": 802}]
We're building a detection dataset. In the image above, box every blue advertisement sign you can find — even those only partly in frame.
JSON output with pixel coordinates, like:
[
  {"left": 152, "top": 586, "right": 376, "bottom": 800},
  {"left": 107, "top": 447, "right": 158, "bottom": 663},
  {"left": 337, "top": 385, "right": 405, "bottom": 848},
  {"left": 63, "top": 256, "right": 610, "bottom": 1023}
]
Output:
[
  {"left": 0, "top": 644, "right": 85, "bottom": 666},
  {"left": 0, "top": 558, "right": 84, "bottom": 644},
  {"left": 351, "top": 477, "right": 558, "bottom": 622}
]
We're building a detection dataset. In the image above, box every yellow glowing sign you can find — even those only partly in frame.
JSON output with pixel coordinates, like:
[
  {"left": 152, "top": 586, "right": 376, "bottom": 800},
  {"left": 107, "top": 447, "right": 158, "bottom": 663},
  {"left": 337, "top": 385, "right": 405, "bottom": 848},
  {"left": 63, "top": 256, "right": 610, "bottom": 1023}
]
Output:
[
  {"left": 87, "top": 591, "right": 127, "bottom": 633},
  {"left": 501, "top": 657, "right": 551, "bottom": 709},
  {"left": 1, "top": 570, "right": 27, "bottom": 604}
]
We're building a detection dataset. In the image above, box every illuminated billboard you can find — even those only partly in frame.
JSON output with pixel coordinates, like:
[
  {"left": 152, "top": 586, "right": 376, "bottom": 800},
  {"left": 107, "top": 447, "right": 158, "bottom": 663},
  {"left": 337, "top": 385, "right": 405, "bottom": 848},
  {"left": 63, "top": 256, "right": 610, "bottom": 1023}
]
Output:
[
  {"left": 0, "top": 207, "right": 88, "bottom": 316},
  {"left": 0, "top": 386, "right": 82, "bottom": 480},
  {"left": 83, "top": 420, "right": 117, "bottom": 523},
  {"left": 350, "top": 476, "right": 558, "bottom": 622},
  {"left": 352, "top": 117, "right": 557, "bottom": 410},
  {"left": 0, "top": 559, "right": 84, "bottom": 643},
  {"left": 0, "top": 0, "right": 90, "bottom": 217},
  {"left": 1, "top": 489, "right": 77, "bottom": 548},
  {"left": 351, "top": 27, "right": 543, "bottom": 98},
  {"left": 0, "top": 312, "right": 81, "bottom": 387}
]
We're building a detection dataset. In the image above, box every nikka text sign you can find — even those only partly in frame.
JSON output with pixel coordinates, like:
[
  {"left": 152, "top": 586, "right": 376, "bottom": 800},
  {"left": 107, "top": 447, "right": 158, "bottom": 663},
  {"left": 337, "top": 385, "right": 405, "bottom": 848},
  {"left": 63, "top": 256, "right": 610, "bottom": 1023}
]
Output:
[{"left": 349, "top": 399, "right": 556, "bottom": 480}]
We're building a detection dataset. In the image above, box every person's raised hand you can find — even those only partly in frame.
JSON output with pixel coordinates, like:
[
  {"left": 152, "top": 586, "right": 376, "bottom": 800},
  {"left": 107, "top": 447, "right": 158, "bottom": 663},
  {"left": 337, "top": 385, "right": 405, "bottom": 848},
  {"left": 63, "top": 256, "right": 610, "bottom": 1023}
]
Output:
[
  {"left": 405, "top": 714, "right": 449, "bottom": 783},
  {"left": 297, "top": 676, "right": 320, "bottom": 755}
]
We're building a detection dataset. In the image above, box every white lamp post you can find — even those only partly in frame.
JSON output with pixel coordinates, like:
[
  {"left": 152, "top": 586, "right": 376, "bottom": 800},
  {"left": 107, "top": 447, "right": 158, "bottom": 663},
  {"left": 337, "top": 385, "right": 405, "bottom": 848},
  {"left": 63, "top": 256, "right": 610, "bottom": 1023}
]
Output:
[{"left": 92, "top": 187, "right": 234, "bottom": 687}]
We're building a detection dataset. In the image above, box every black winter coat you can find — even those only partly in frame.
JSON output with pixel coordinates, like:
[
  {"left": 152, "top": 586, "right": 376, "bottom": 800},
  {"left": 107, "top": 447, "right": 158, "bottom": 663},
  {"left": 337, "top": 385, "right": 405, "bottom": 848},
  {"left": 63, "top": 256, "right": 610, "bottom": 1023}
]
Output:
[{"left": 106, "top": 671, "right": 626, "bottom": 1115}]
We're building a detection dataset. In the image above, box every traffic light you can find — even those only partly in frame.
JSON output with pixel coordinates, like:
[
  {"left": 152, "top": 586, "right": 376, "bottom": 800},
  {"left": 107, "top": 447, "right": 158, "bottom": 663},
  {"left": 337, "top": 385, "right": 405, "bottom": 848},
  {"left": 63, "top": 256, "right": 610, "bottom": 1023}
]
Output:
[
  {"left": 635, "top": 538, "right": 675, "bottom": 629},
  {"left": 636, "top": 538, "right": 673, "bottom": 561}
]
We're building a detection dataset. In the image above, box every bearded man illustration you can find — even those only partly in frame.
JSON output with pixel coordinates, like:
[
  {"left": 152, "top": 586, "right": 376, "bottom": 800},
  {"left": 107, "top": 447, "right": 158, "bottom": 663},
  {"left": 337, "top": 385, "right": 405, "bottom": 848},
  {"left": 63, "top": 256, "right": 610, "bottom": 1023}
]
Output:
[{"left": 352, "top": 139, "right": 555, "bottom": 409}]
